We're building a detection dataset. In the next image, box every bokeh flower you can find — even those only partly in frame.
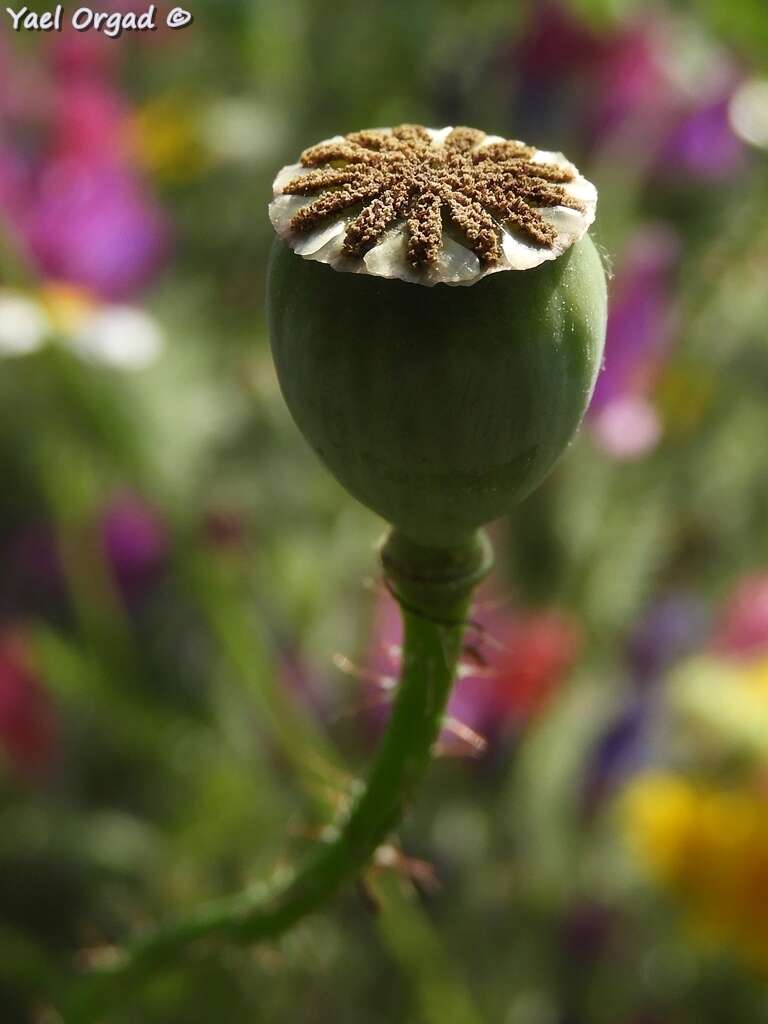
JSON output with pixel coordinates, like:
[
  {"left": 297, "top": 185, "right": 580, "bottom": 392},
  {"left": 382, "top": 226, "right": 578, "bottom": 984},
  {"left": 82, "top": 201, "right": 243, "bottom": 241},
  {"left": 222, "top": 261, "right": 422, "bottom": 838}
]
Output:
[
  {"left": 584, "top": 595, "right": 706, "bottom": 810},
  {"left": 0, "top": 628, "right": 57, "bottom": 780},
  {"left": 0, "top": 492, "right": 167, "bottom": 614},
  {"left": 591, "top": 396, "right": 662, "bottom": 462},
  {"left": 26, "top": 160, "right": 170, "bottom": 301},
  {"left": 0, "top": 29, "right": 171, "bottom": 301},
  {"left": 101, "top": 492, "right": 168, "bottom": 603},
  {"left": 512, "top": 1, "right": 748, "bottom": 190},
  {"left": 366, "top": 590, "right": 581, "bottom": 751},
  {"left": 624, "top": 774, "right": 768, "bottom": 973},
  {"left": 0, "top": 290, "right": 49, "bottom": 357},
  {"left": 658, "top": 93, "right": 746, "bottom": 182},
  {"left": 712, "top": 573, "right": 768, "bottom": 660},
  {"left": 0, "top": 284, "right": 164, "bottom": 370},
  {"left": 511, "top": 4, "right": 670, "bottom": 149},
  {"left": 589, "top": 226, "right": 679, "bottom": 460}
]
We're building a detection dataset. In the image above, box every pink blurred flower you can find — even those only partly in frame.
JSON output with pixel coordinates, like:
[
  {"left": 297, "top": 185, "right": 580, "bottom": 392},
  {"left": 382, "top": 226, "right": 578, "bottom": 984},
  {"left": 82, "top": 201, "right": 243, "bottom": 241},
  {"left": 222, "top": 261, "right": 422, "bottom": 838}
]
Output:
[
  {"left": 47, "top": 24, "right": 114, "bottom": 79},
  {"left": 512, "top": 2, "right": 748, "bottom": 185},
  {"left": 0, "top": 628, "right": 58, "bottom": 780},
  {"left": 512, "top": 4, "right": 672, "bottom": 148},
  {"left": 51, "top": 79, "right": 130, "bottom": 163},
  {"left": 587, "top": 22, "right": 671, "bottom": 143},
  {"left": 591, "top": 395, "right": 662, "bottom": 461},
  {"left": 713, "top": 574, "right": 768, "bottom": 659}
]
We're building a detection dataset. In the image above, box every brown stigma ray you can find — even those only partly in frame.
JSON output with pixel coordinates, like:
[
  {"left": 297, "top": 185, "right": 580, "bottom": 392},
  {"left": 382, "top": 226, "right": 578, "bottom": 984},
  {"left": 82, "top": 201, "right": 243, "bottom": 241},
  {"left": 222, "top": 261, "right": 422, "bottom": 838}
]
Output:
[{"left": 281, "top": 125, "right": 586, "bottom": 270}]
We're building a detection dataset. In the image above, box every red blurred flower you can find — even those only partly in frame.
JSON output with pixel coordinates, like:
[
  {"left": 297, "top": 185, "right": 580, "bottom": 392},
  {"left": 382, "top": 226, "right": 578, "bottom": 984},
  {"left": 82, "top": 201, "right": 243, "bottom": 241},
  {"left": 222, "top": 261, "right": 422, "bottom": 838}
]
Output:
[
  {"left": 0, "top": 628, "right": 57, "bottom": 780},
  {"left": 713, "top": 574, "right": 768, "bottom": 660},
  {"left": 488, "top": 609, "right": 582, "bottom": 721},
  {"left": 367, "top": 590, "right": 581, "bottom": 751}
]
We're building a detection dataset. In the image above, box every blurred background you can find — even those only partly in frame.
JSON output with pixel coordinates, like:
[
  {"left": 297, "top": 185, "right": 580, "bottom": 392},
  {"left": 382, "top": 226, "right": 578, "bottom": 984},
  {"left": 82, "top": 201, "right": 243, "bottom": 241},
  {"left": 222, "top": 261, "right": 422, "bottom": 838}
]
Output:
[{"left": 2, "top": 0, "right": 768, "bottom": 1021}]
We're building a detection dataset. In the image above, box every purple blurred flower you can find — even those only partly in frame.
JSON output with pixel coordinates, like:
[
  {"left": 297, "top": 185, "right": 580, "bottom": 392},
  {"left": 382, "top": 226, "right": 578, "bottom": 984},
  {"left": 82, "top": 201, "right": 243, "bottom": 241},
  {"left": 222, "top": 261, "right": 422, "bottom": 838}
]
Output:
[
  {"left": 628, "top": 595, "right": 708, "bottom": 683},
  {"left": 592, "top": 226, "right": 679, "bottom": 412},
  {"left": 585, "top": 697, "right": 651, "bottom": 804},
  {"left": 0, "top": 33, "right": 171, "bottom": 300},
  {"left": 0, "top": 146, "right": 32, "bottom": 229},
  {"left": 26, "top": 158, "right": 170, "bottom": 300},
  {"left": 1, "top": 492, "right": 167, "bottom": 612},
  {"left": 658, "top": 93, "right": 746, "bottom": 182},
  {"left": 101, "top": 492, "right": 167, "bottom": 602},
  {"left": 583, "top": 594, "right": 706, "bottom": 811}
]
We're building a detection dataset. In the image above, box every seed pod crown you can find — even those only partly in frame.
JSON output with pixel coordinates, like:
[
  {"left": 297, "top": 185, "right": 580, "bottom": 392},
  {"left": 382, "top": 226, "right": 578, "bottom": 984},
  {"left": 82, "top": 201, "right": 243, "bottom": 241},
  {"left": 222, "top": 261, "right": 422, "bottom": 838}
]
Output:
[{"left": 270, "top": 124, "right": 597, "bottom": 287}]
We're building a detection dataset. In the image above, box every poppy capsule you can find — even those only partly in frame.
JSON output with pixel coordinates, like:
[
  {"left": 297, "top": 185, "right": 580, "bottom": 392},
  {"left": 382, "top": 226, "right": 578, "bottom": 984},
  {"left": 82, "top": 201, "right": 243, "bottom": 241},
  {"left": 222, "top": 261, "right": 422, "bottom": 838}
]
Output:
[{"left": 267, "top": 125, "right": 607, "bottom": 549}]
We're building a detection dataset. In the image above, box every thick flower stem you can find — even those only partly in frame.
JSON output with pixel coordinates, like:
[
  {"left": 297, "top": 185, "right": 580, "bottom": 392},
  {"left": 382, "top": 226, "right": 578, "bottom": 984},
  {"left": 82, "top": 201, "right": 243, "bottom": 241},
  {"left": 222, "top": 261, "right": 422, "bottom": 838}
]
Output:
[{"left": 63, "top": 529, "right": 492, "bottom": 1022}]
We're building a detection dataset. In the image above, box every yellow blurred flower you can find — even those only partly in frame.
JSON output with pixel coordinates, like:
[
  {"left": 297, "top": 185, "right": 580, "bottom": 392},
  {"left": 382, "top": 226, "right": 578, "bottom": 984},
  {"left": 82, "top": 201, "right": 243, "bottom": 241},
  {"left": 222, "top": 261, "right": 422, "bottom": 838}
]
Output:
[
  {"left": 668, "top": 655, "right": 768, "bottom": 768},
  {"left": 624, "top": 773, "right": 768, "bottom": 971},
  {"left": 39, "top": 282, "right": 97, "bottom": 333},
  {"left": 656, "top": 362, "right": 716, "bottom": 438},
  {"left": 131, "top": 95, "right": 208, "bottom": 183},
  {"left": 741, "top": 657, "right": 768, "bottom": 696}
]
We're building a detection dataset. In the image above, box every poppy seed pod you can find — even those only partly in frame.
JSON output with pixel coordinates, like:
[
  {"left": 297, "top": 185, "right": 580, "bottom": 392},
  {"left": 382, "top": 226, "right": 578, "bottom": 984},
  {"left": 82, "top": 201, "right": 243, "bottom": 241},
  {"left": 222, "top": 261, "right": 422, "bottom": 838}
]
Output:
[{"left": 267, "top": 125, "right": 607, "bottom": 548}]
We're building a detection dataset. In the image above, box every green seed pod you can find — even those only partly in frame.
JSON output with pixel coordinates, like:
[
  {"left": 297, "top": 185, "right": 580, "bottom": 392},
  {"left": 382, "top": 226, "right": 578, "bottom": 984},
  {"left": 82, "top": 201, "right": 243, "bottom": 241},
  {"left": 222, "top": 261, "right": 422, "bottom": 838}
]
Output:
[{"left": 267, "top": 125, "right": 607, "bottom": 548}]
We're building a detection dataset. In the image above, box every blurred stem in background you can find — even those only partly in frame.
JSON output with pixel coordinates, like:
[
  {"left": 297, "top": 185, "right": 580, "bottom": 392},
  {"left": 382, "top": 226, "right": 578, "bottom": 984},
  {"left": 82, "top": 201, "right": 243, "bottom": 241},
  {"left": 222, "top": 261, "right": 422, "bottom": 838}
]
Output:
[
  {"left": 61, "top": 532, "right": 489, "bottom": 1022},
  {"left": 371, "top": 871, "right": 484, "bottom": 1024},
  {"left": 23, "top": 349, "right": 486, "bottom": 1021}
]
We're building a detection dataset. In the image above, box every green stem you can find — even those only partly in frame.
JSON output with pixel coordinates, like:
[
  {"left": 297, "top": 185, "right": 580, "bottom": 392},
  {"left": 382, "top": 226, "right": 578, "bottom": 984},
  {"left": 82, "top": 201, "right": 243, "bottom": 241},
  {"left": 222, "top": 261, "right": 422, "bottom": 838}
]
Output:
[{"left": 63, "top": 529, "right": 492, "bottom": 1021}]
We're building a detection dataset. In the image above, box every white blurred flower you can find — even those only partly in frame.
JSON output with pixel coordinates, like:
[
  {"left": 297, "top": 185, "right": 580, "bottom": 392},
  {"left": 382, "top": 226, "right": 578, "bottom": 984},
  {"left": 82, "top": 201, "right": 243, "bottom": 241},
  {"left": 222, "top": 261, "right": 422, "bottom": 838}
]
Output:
[
  {"left": 0, "top": 285, "right": 164, "bottom": 371},
  {"left": 69, "top": 306, "right": 164, "bottom": 371},
  {"left": 729, "top": 79, "right": 768, "bottom": 150},
  {"left": 204, "top": 98, "right": 286, "bottom": 164},
  {"left": 0, "top": 291, "right": 48, "bottom": 357}
]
